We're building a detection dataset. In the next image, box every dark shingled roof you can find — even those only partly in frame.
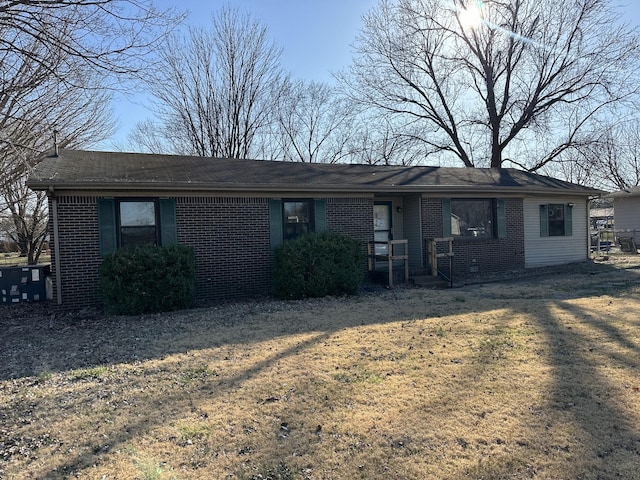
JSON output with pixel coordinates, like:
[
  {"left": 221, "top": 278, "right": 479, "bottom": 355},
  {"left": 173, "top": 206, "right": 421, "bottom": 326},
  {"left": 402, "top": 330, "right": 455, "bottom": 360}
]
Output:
[{"left": 27, "top": 149, "right": 601, "bottom": 196}]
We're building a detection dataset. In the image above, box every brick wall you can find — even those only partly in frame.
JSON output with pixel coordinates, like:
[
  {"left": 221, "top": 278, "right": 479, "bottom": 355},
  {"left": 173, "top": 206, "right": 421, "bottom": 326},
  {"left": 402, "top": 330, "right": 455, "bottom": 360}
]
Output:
[
  {"left": 50, "top": 195, "right": 102, "bottom": 308},
  {"left": 50, "top": 195, "right": 376, "bottom": 309},
  {"left": 176, "top": 196, "right": 272, "bottom": 304},
  {"left": 327, "top": 197, "right": 375, "bottom": 280},
  {"left": 326, "top": 197, "right": 374, "bottom": 244},
  {"left": 422, "top": 196, "right": 525, "bottom": 278}
]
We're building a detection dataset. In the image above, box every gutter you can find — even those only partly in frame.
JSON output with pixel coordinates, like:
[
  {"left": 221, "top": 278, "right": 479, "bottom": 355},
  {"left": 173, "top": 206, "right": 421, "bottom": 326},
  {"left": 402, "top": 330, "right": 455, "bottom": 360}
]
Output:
[
  {"left": 27, "top": 181, "right": 603, "bottom": 197},
  {"left": 48, "top": 186, "right": 62, "bottom": 305}
]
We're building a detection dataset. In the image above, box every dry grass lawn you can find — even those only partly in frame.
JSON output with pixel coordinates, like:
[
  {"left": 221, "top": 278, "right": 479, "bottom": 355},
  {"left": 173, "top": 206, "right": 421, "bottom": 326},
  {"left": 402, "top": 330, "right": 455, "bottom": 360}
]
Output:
[{"left": 2, "top": 256, "right": 640, "bottom": 479}]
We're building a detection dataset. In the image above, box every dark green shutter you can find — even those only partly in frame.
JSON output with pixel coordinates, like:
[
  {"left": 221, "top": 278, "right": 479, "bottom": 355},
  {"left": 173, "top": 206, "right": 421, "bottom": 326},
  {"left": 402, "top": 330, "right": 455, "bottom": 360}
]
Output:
[
  {"left": 442, "top": 198, "right": 452, "bottom": 237},
  {"left": 565, "top": 203, "right": 573, "bottom": 236},
  {"left": 269, "top": 199, "right": 283, "bottom": 248},
  {"left": 496, "top": 198, "right": 507, "bottom": 238},
  {"left": 159, "top": 198, "right": 177, "bottom": 246},
  {"left": 314, "top": 199, "right": 327, "bottom": 233},
  {"left": 540, "top": 204, "right": 549, "bottom": 237},
  {"left": 97, "top": 198, "right": 117, "bottom": 255}
]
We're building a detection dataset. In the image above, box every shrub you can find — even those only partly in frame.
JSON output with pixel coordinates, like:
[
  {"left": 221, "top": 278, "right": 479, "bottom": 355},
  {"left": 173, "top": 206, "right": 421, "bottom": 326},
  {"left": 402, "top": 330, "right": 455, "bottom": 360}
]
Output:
[
  {"left": 99, "top": 244, "right": 196, "bottom": 315},
  {"left": 273, "top": 232, "right": 364, "bottom": 300}
]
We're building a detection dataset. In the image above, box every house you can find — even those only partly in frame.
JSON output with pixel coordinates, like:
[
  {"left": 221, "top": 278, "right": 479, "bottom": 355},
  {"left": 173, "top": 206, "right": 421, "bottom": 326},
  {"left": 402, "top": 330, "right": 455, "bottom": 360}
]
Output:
[
  {"left": 607, "top": 188, "right": 640, "bottom": 251},
  {"left": 27, "top": 149, "right": 602, "bottom": 309}
]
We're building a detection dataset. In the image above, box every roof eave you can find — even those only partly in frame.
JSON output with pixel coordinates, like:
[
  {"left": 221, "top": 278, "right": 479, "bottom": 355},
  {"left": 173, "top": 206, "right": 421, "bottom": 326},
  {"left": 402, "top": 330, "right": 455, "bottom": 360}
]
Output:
[{"left": 27, "top": 180, "right": 601, "bottom": 196}]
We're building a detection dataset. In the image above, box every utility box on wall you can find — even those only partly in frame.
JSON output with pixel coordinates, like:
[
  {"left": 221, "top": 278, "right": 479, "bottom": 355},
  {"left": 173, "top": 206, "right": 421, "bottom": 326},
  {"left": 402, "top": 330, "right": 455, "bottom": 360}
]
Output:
[{"left": 0, "top": 265, "right": 51, "bottom": 304}]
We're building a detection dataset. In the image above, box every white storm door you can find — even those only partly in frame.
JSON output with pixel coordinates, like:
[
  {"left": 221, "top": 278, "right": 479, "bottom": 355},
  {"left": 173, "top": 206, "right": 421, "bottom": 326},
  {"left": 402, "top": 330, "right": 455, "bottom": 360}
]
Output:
[{"left": 374, "top": 202, "right": 392, "bottom": 255}]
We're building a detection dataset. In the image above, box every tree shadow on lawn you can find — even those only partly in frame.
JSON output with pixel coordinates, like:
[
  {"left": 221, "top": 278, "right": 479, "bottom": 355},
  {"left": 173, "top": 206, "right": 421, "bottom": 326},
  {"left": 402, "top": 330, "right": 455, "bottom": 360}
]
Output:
[
  {"left": 7, "top": 330, "right": 336, "bottom": 478},
  {"left": 525, "top": 299, "right": 640, "bottom": 478},
  {"left": 2, "top": 259, "right": 640, "bottom": 478},
  {"left": 2, "top": 259, "right": 637, "bottom": 381}
]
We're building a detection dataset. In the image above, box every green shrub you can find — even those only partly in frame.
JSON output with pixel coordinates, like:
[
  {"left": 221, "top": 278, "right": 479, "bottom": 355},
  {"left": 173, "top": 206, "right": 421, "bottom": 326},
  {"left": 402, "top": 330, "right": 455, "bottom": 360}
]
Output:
[
  {"left": 273, "top": 232, "right": 364, "bottom": 300},
  {"left": 99, "top": 244, "right": 196, "bottom": 315}
]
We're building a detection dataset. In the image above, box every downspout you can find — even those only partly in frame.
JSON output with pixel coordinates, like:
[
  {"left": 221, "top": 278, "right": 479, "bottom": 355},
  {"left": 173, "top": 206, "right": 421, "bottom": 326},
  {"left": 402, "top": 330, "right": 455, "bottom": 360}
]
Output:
[
  {"left": 588, "top": 195, "right": 600, "bottom": 259},
  {"left": 49, "top": 186, "right": 62, "bottom": 305}
]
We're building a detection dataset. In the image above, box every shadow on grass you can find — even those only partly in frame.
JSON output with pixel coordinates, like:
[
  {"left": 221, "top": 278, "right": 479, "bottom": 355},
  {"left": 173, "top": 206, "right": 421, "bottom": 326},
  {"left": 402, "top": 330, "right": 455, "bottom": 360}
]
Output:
[
  {"left": 2, "top": 258, "right": 640, "bottom": 478},
  {"left": 31, "top": 331, "right": 335, "bottom": 478},
  {"left": 2, "top": 259, "right": 637, "bottom": 381},
  {"left": 530, "top": 299, "right": 640, "bottom": 478}
]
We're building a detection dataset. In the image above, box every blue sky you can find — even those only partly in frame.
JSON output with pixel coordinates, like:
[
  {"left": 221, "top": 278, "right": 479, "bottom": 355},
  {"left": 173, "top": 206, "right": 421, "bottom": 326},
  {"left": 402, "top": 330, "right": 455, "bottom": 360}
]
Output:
[
  {"left": 107, "top": 0, "right": 378, "bottom": 149},
  {"left": 105, "top": 0, "right": 640, "bottom": 150}
]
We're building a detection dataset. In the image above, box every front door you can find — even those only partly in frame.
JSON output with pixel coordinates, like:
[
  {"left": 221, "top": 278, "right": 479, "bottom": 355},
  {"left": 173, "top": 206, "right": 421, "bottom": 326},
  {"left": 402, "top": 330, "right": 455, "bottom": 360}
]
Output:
[{"left": 374, "top": 202, "right": 393, "bottom": 255}]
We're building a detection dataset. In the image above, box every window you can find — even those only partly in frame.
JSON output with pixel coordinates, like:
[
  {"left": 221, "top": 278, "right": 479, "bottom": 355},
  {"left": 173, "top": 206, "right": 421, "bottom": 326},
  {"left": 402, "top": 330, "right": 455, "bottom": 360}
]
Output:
[
  {"left": 119, "top": 200, "right": 158, "bottom": 248},
  {"left": 269, "top": 199, "right": 327, "bottom": 247},
  {"left": 547, "top": 204, "right": 565, "bottom": 236},
  {"left": 283, "top": 200, "right": 313, "bottom": 241},
  {"left": 442, "top": 198, "right": 506, "bottom": 239},
  {"left": 450, "top": 199, "right": 495, "bottom": 238},
  {"left": 98, "top": 198, "right": 177, "bottom": 255},
  {"left": 540, "top": 203, "right": 573, "bottom": 237}
]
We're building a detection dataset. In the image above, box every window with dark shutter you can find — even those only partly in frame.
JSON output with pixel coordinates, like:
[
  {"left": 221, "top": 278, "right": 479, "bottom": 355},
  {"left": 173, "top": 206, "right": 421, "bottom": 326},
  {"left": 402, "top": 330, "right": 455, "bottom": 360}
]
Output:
[
  {"left": 97, "top": 198, "right": 177, "bottom": 255},
  {"left": 540, "top": 203, "right": 573, "bottom": 237}
]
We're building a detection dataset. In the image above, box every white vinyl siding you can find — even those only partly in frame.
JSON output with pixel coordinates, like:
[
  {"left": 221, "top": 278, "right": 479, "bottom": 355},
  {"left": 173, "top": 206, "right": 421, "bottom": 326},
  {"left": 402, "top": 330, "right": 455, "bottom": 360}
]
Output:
[
  {"left": 524, "top": 197, "right": 588, "bottom": 268},
  {"left": 613, "top": 197, "right": 640, "bottom": 233}
]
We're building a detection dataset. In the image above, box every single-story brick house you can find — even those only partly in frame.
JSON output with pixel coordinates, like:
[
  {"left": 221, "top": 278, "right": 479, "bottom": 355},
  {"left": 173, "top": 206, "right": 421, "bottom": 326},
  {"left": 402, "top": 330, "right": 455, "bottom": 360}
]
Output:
[{"left": 27, "top": 149, "right": 601, "bottom": 309}]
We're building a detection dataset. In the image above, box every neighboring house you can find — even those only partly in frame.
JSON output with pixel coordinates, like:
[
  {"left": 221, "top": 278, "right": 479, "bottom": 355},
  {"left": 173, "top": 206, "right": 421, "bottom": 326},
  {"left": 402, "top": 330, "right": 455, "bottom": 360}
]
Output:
[
  {"left": 608, "top": 188, "right": 640, "bottom": 247},
  {"left": 27, "top": 149, "right": 602, "bottom": 309}
]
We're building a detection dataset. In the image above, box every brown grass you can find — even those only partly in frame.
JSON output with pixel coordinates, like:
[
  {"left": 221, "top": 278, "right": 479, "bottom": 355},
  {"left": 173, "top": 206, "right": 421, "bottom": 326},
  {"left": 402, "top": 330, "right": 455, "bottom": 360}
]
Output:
[{"left": 2, "top": 256, "right": 640, "bottom": 479}]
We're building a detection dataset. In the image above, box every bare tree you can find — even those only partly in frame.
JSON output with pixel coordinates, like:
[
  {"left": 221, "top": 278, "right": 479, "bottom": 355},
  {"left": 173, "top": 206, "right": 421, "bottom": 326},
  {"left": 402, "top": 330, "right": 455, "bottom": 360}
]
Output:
[
  {"left": 129, "top": 6, "right": 288, "bottom": 159},
  {"left": 0, "top": 89, "right": 114, "bottom": 263},
  {"left": 0, "top": 175, "right": 49, "bottom": 264},
  {"left": 273, "top": 80, "right": 356, "bottom": 163},
  {"left": 348, "top": 114, "right": 428, "bottom": 165},
  {"left": 0, "top": 1, "right": 182, "bottom": 263},
  {"left": 569, "top": 122, "right": 640, "bottom": 191},
  {"left": 341, "top": 0, "right": 640, "bottom": 170},
  {"left": 0, "top": 39, "right": 115, "bottom": 264},
  {"left": 0, "top": 0, "right": 182, "bottom": 89}
]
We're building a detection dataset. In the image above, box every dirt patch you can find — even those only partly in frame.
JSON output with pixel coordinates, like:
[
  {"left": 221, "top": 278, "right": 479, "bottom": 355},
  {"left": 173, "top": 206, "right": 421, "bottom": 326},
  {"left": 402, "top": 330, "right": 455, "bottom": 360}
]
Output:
[{"left": 2, "top": 255, "right": 640, "bottom": 479}]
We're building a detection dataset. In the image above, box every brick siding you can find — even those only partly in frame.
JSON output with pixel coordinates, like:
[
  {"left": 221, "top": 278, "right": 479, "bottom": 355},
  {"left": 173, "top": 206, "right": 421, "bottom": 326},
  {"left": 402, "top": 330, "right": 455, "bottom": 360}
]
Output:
[
  {"left": 422, "top": 196, "right": 525, "bottom": 278},
  {"left": 49, "top": 196, "right": 102, "bottom": 308},
  {"left": 326, "top": 197, "right": 374, "bottom": 244},
  {"left": 50, "top": 195, "right": 376, "bottom": 309},
  {"left": 327, "top": 197, "right": 375, "bottom": 279},
  {"left": 176, "top": 196, "right": 272, "bottom": 304},
  {"left": 49, "top": 194, "right": 526, "bottom": 309}
]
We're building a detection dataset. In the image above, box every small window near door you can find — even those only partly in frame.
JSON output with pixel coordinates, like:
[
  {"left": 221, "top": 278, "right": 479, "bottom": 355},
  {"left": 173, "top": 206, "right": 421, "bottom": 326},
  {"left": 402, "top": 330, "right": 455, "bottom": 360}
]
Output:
[{"left": 283, "top": 200, "right": 314, "bottom": 240}]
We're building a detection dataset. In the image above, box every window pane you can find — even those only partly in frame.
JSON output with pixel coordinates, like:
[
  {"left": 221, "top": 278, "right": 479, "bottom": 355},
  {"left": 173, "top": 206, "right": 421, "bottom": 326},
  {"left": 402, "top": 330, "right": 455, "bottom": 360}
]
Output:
[
  {"left": 284, "top": 202, "right": 309, "bottom": 224},
  {"left": 120, "top": 226, "right": 157, "bottom": 248},
  {"left": 120, "top": 201, "right": 156, "bottom": 227},
  {"left": 548, "top": 204, "right": 565, "bottom": 236},
  {"left": 119, "top": 201, "right": 158, "bottom": 248},
  {"left": 451, "top": 199, "right": 493, "bottom": 238},
  {"left": 283, "top": 201, "right": 312, "bottom": 240}
]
